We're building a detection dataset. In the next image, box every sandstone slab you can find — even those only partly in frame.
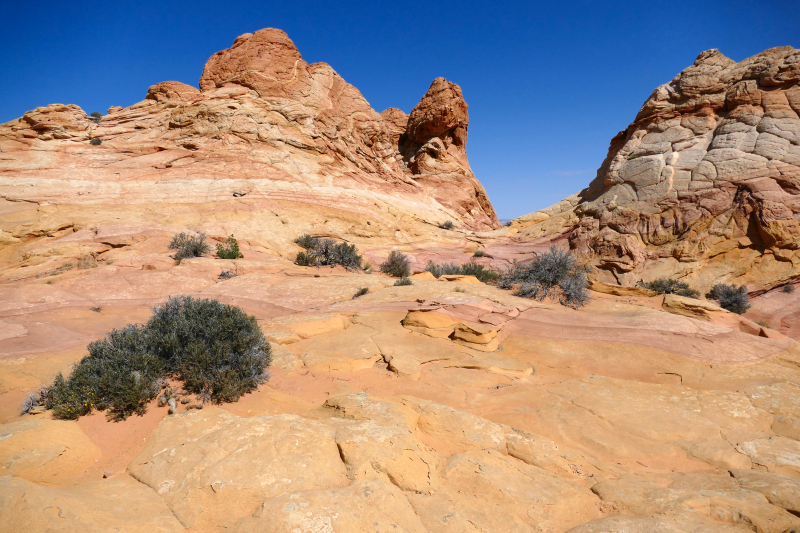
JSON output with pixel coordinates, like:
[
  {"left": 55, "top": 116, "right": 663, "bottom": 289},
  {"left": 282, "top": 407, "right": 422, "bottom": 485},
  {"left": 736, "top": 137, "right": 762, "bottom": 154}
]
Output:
[{"left": 127, "top": 409, "right": 349, "bottom": 529}]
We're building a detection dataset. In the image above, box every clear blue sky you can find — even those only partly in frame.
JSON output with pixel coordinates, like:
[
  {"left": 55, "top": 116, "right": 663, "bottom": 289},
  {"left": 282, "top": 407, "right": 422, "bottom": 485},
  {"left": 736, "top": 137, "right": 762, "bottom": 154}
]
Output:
[{"left": 2, "top": 1, "right": 798, "bottom": 218}]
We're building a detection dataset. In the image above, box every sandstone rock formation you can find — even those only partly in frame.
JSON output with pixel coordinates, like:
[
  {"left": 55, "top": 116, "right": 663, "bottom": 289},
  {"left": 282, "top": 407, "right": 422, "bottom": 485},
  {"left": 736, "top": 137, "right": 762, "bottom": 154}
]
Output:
[
  {"left": 2, "top": 31, "right": 800, "bottom": 533},
  {"left": 0, "top": 28, "right": 497, "bottom": 275},
  {"left": 516, "top": 46, "right": 800, "bottom": 292}
]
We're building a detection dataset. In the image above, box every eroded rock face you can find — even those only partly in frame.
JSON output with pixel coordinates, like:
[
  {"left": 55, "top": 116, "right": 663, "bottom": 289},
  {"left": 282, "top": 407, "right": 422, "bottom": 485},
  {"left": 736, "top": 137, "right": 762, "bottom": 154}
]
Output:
[
  {"left": 518, "top": 46, "right": 800, "bottom": 291},
  {"left": 0, "top": 28, "right": 497, "bottom": 254}
]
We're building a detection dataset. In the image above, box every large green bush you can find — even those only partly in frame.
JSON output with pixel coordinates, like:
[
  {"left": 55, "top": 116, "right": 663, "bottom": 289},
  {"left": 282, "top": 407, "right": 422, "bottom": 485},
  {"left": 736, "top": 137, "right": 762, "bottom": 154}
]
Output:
[
  {"left": 41, "top": 296, "right": 271, "bottom": 420},
  {"left": 639, "top": 278, "right": 700, "bottom": 299},
  {"left": 498, "top": 246, "right": 589, "bottom": 308}
]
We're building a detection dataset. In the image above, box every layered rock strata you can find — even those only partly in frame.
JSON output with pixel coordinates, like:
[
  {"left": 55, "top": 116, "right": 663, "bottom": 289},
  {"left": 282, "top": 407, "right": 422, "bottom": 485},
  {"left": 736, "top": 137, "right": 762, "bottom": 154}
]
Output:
[
  {"left": 0, "top": 28, "right": 497, "bottom": 267},
  {"left": 517, "top": 46, "right": 800, "bottom": 291}
]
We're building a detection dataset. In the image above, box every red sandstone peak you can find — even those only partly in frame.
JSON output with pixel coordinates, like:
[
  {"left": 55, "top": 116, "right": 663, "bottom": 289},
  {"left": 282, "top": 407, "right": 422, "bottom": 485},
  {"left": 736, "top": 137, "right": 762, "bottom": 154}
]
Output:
[
  {"left": 407, "top": 77, "right": 469, "bottom": 148},
  {"left": 0, "top": 27, "right": 500, "bottom": 231},
  {"left": 199, "top": 29, "right": 302, "bottom": 93}
]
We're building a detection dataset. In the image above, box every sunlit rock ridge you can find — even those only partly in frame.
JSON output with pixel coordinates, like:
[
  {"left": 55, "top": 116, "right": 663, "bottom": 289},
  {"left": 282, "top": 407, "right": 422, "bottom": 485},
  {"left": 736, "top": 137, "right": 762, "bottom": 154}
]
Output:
[
  {"left": 517, "top": 46, "right": 800, "bottom": 292},
  {"left": 0, "top": 28, "right": 498, "bottom": 261}
]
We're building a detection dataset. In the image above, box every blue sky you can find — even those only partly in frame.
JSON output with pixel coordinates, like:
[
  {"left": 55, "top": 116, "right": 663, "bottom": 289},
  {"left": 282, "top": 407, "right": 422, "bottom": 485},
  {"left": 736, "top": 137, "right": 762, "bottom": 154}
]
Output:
[{"left": 2, "top": 1, "right": 798, "bottom": 218}]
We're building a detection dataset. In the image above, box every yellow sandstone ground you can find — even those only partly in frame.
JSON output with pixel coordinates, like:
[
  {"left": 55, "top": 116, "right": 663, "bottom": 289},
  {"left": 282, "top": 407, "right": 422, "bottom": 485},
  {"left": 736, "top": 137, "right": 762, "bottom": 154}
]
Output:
[{"left": 1, "top": 237, "right": 799, "bottom": 532}]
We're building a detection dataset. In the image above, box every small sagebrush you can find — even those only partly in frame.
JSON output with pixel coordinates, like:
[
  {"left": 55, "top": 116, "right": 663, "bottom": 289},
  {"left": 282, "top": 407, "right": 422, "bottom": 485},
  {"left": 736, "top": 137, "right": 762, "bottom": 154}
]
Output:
[
  {"left": 169, "top": 232, "right": 210, "bottom": 263},
  {"left": 425, "top": 259, "right": 499, "bottom": 284},
  {"left": 473, "top": 250, "right": 486, "bottom": 257},
  {"left": 42, "top": 296, "right": 271, "bottom": 420},
  {"left": 352, "top": 287, "right": 369, "bottom": 299},
  {"left": 295, "top": 251, "right": 315, "bottom": 266},
  {"left": 293, "top": 235, "right": 363, "bottom": 270},
  {"left": 439, "top": 220, "right": 455, "bottom": 230},
  {"left": 639, "top": 278, "right": 700, "bottom": 299},
  {"left": 498, "top": 246, "right": 589, "bottom": 308},
  {"left": 380, "top": 251, "right": 411, "bottom": 278},
  {"left": 218, "top": 269, "right": 237, "bottom": 280},
  {"left": 90, "top": 138, "right": 102, "bottom": 145},
  {"left": 707, "top": 283, "right": 751, "bottom": 314},
  {"left": 294, "top": 234, "right": 317, "bottom": 250},
  {"left": 394, "top": 277, "right": 413, "bottom": 286},
  {"left": 216, "top": 235, "right": 243, "bottom": 259},
  {"left": 783, "top": 284, "right": 795, "bottom": 294}
]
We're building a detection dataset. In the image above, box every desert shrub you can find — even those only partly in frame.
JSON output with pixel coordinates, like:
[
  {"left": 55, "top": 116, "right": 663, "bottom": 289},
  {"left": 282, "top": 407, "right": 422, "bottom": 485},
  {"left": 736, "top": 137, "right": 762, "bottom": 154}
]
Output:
[
  {"left": 498, "top": 246, "right": 589, "bottom": 308},
  {"left": 43, "top": 324, "right": 164, "bottom": 420},
  {"left": 352, "top": 287, "right": 369, "bottom": 299},
  {"left": 37, "top": 263, "right": 76, "bottom": 278},
  {"left": 78, "top": 255, "right": 97, "bottom": 269},
  {"left": 439, "top": 220, "right": 455, "bottom": 230},
  {"left": 363, "top": 262, "right": 372, "bottom": 274},
  {"left": 707, "top": 283, "right": 751, "bottom": 314},
  {"left": 218, "top": 269, "right": 237, "bottom": 280},
  {"left": 146, "top": 296, "right": 271, "bottom": 402},
  {"left": 394, "top": 277, "right": 413, "bottom": 286},
  {"left": 90, "top": 306, "right": 102, "bottom": 313},
  {"left": 294, "top": 234, "right": 317, "bottom": 250},
  {"left": 315, "top": 240, "right": 362, "bottom": 270},
  {"left": 380, "top": 251, "right": 411, "bottom": 278},
  {"left": 639, "top": 278, "right": 700, "bottom": 299},
  {"left": 90, "top": 138, "right": 102, "bottom": 145},
  {"left": 89, "top": 111, "right": 103, "bottom": 123},
  {"left": 293, "top": 235, "right": 362, "bottom": 270},
  {"left": 216, "top": 235, "right": 243, "bottom": 259},
  {"left": 783, "top": 284, "right": 795, "bottom": 294},
  {"left": 473, "top": 249, "right": 486, "bottom": 257},
  {"left": 425, "top": 259, "right": 499, "bottom": 284},
  {"left": 458, "top": 260, "right": 499, "bottom": 283},
  {"left": 295, "top": 251, "right": 315, "bottom": 266},
  {"left": 425, "top": 261, "right": 459, "bottom": 279},
  {"left": 42, "top": 296, "right": 271, "bottom": 420},
  {"left": 169, "top": 232, "right": 210, "bottom": 263}
]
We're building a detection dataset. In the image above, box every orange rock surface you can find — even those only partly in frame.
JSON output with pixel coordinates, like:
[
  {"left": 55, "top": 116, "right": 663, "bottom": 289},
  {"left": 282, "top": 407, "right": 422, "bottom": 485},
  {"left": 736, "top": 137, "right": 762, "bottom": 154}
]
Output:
[{"left": 1, "top": 32, "right": 799, "bottom": 532}]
